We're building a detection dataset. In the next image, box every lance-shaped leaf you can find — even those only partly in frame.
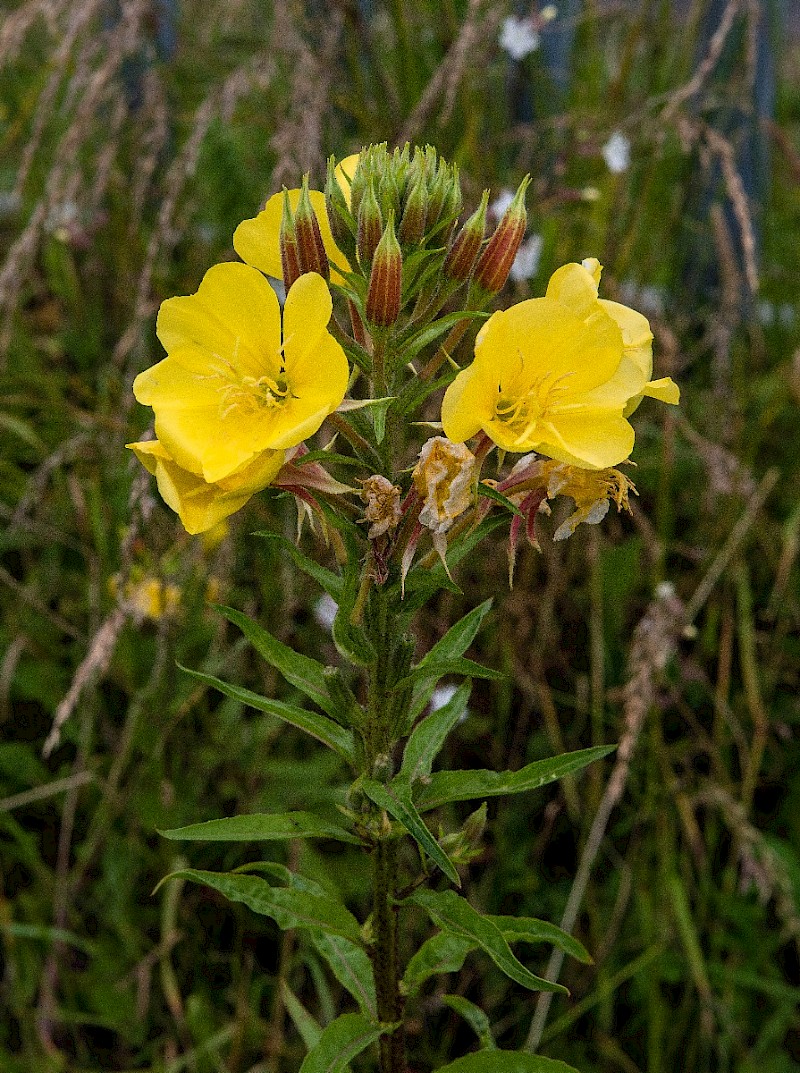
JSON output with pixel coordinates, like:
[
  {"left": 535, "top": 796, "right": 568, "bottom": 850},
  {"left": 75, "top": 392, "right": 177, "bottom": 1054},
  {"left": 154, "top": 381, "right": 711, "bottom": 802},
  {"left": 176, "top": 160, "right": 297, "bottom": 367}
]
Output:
[
  {"left": 400, "top": 682, "right": 471, "bottom": 784},
  {"left": 403, "top": 931, "right": 476, "bottom": 995},
  {"left": 415, "top": 745, "right": 616, "bottom": 812},
  {"left": 442, "top": 995, "right": 496, "bottom": 1050},
  {"left": 408, "top": 889, "right": 567, "bottom": 994},
  {"left": 436, "top": 1052, "right": 579, "bottom": 1072},
  {"left": 397, "top": 311, "right": 488, "bottom": 366},
  {"left": 159, "top": 812, "right": 359, "bottom": 846},
  {"left": 158, "top": 869, "right": 363, "bottom": 945},
  {"left": 307, "top": 932, "right": 377, "bottom": 1019},
  {"left": 179, "top": 665, "right": 356, "bottom": 767},
  {"left": 487, "top": 915, "right": 590, "bottom": 965},
  {"left": 220, "top": 605, "right": 338, "bottom": 719},
  {"left": 362, "top": 778, "right": 460, "bottom": 886},
  {"left": 282, "top": 981, "right": 323, "bottom": 1050},
  {"left": 256, "top": 533, "right": 343, "bottom": 602},
  {"left": 299, "top": 1012, "right": 390, "bottom": 1073}
]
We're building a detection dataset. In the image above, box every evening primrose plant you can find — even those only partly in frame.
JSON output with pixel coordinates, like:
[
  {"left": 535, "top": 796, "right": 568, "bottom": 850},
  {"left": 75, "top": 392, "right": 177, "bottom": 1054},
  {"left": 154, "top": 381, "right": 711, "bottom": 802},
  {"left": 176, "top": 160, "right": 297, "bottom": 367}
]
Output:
[{"left": 129, "top": 143, "right": 678, "bottom": 1073}]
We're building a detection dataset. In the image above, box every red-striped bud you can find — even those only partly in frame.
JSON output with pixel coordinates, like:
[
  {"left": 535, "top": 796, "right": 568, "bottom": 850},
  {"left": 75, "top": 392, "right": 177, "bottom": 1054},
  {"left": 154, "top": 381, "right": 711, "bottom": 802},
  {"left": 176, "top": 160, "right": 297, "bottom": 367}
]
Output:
[
  {"left": 279, "top": 189, "right": 302, "bottom": 288},
  {"left": 444, "top": 190, "right": 488, "bottom": 282},
  {"left": 294, "top": 175, "right": 330, "bottom": 279},
  {"left": 365, "top": 212, "right": 402, "bottom": 327},
  {"left": 357, "top": 183, "right": 383, "bottom": 266},
  {"left": 398, "top": 174, "right": 428, "bottom": 246},
  {"left": 472, "top": 175, "right": 530, "bottom": 294}
]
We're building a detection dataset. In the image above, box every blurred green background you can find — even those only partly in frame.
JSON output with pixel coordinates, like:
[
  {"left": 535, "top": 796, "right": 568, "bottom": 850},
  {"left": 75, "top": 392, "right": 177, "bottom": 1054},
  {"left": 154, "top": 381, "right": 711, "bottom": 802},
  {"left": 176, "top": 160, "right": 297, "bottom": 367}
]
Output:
[{"left": 1, "top": 1, "right": 799, "bottom": 1070}]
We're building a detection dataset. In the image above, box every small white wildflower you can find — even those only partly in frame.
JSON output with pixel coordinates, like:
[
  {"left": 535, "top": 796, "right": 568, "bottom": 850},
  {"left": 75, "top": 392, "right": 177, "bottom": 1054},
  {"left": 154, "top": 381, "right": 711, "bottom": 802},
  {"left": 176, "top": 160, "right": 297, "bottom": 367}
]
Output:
[
  {"left": 509, "top": 233, "right": 543, "bottom": 282},
  {"left": 656, "top": 581, "right": 675, "bottom": 600},
  {"left": 313, "top": 593, "right": 338, "bottom": 631},
  {"left": 602, "top": 131, "right": 631, "bottom": 174},
  {"left": 499, "top": 15, "right": 540, "bottom": 60},
  {"left": 430, "top": 684, "right": 459, "bottom": 712},
  {"left": 756, "top": 300, "right": 775, "bottom": 326},
  {"left": 540, "top": 4, "right": 558, "bottom": 22},
  {"left": 581, "top": 185, "right": 601, "bottom": 202},
  {"left": 489, "top": 188, "right": 515, "bottom": 221},
  {"left": 779, "top": 303, "right": 796, "bottom": 328}
]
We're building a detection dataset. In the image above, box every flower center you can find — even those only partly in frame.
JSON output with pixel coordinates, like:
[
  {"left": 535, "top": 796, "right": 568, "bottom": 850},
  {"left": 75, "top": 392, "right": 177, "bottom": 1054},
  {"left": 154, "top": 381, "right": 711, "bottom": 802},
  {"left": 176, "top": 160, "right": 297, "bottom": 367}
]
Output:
[
  {"left": 495, "top": 366, "right": 571, "bottom": 446},
  {"left": 203, "top": 341, "right": 292, "bottom": 420}
]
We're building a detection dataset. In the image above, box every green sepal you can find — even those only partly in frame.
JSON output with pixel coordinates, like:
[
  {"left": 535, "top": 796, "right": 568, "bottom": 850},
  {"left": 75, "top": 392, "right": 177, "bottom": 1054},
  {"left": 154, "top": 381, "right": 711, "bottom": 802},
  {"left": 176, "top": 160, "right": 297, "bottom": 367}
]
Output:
[
  {"left": 255, "top": 532, "right": 343, "bottom": 602},
  {"left": 361, "top": 778, "right": 460, "bottom": 886},
  {"left": 442, "top": 995, "right": 496, "bottom": 1050},
  {"left": 158, "top": 812, "right": 359, "bottom": 846},
  {"left": 218, "top": 605, "right": 337, "bottom": 719},
  {"left": 299, "top": 1012, "right": 392, "bottom": 1073},
  {"left": 176, "top": 665, "right": 357, "bottom": 768},
  {"left": 415, "top": 745, "right": 617, "bottom": 812},
  {"left": 155, "top": 869, "right": 363, "bottom": 945},
  {"left": 400, "top": 681, "right": 471, "bottom": 782},
  {"left": 408, "top": 889, "right": 567, "bottom": 994},
  {"left": 435, "top": 1052, "right": 580, "bottom": 1072}
]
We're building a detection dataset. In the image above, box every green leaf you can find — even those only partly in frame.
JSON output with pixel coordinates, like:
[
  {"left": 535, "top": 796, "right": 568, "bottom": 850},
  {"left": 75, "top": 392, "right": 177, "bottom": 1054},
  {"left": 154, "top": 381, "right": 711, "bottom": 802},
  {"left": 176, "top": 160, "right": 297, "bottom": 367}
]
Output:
[
  {"left": 408, "top": 889, "right": 567, "bottom": 994},
  {"left": 400, "top": 682, "right": 471, "bottom": 783},
  {"left": 397, "top": 311, "right": 487, "bottom": 364},
  {"left": 442, "top": 995, "right": 496, "bottom": 1050},
  {"left": 219, "top": 606, "right": 338, "bottom": 719},
  {"left": 159, "top": 812, "right": 359, "bottom": 846},
  {"left": 477, "top": 483, "right": 526, "bottom": 517},
  {"left": 160, "top": 870, "right": 363, "bottom": 944},
  {"left": 398, "top": 658, "right": 506, "bottom": 693},
  {"left": 255, "top": 533, "right": 343, "bottom": 602},
  {"left": 488, "top": 916, "right": 591, "bottom": 965},
  {"left": 415, "top": 745, "right": 616, "bottom": 811},
  {"left": 306, "top": 932, "right": 377, "bottom": 1019},
  {"left": 403, "top": 931, "right": 476, "bottom": 994},
  {"left": 282, "top": 981, "right": 323, "bottom": 1049},
  {"left": 178, "top": 665, "right": 356, "bottom": 766},
  {"left": 362, "top": 779, "right": 460, "bottom": 886},
  {"left": 299, "top": 1012, "right": 388, "bottom": 1073},
  {"left": 435, "top": 1052, "right": 579, "bottom": 1072}
]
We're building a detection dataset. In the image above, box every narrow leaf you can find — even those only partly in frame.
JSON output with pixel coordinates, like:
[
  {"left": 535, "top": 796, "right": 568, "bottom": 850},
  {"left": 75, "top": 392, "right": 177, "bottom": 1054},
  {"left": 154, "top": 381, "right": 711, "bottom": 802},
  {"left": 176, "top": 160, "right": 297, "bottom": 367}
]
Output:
[
  {"left": 362, "top": 779, "right": 460, "bottom": 886},
  {"left": 442, "top": 995, "right": 496, "bottom": 1050},
  {"left": 409, "top": 889, "right": 567, "bottom": 994},
  {"left": 488, "top": 916, "right": 591, "bottom": 965},
  {"left": 401, "top": 682, "right": 471, "bottom": 783},
  {"left": 178, "top": 665, "right": 356, "bottom": 766},
  {"left": 421, "top": 600, "right": 494, "bottom": 667},
  {"left": 299, "top": 1012, "right": 388, "bottom": 1073},
  {"left": 159, "top": 812, "right": 359, "bottom": 846},
  {"left": 397, "top": 311, "right": 487, "bottom": 364},
  {"left": 219, "top": 605, "right": 337, "bottom": 718},
  {"left": 477, "top": 483, "right": 526, "bottom": 517},
  {"left": 403, "top": 931, "right": 476, "bottom": 995},
  {"left": 415, "top": 746, "right": 616, "bottom": 811},
  {"left": 307, "top": 932, "right": 377, "bottom": 1018},
  {"left": 397, "top": 658, "right": 506, "bottom": 693},
  {"left": 282, "top": 981, "right": 323, "bottom": 1049},
  {"left": 436, "top": 1052, "right": 579, "bottom": 1072},
  {"left": 256, "top": 533, "right": 343, "bottom": 601},
  {"left": 161, "top": 869, "right": 363, "bottom": 944}
]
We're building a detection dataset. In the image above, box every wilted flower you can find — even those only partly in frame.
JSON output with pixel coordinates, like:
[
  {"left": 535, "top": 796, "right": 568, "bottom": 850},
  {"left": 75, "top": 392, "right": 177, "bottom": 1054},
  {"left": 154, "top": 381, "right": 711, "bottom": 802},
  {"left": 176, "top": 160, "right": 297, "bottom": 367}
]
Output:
[
  {"left": 542, "top": 461, "right": 636, "bottom": 540},
  {"left": 133, "top": 269, "right": 349, "bottom": 485},
  {"left": 442, "top": 259, "right": 679, "bottom": 469},
  {"left": 602, "top": 131, "right": 631, "bottom": 174},
  {"left": 127, "top": 438, "right": 284, "bottom": 535},
  {"left": 413, "top": 437, "right": 476, "bottom": 534},
  {"left": 232, "top": 155, "right": 359, "bottom": 285},
  {"left": 361, "top": 475, "right": 402, "bottom": 538},
  {"left": 499, "top": 15, "right": 540, "bottom": 60}
]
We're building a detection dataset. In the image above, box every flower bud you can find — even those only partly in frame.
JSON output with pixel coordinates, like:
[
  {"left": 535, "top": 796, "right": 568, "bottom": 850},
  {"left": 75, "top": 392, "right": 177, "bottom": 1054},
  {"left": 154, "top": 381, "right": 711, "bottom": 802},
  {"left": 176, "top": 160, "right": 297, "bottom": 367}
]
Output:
[
  {"left": 365, "top": 212, "right": 402, "bottom": 327},
  {"left": 425, "top": 165, "right": 449, "bottom": 228},
  {"left": 398, "top": 174, "right": 428, "bottom": 246},
  {"left": 444, "top": 190, "right": 488, "bottom": 282},
  {"left": 472, "top": 175, "right": 530, "bottom": 294},
  {"left": 294, "top": 175, "right": 330, "bottom": 279},
  {"left": 357, "top": 182, "right": 383, "bottom": 266},
  {"left": 279, "top": 189, "right": 302, "bottom": 288},
  {"left": 324, "top": 155, "right": 356, "bottom": 256}
]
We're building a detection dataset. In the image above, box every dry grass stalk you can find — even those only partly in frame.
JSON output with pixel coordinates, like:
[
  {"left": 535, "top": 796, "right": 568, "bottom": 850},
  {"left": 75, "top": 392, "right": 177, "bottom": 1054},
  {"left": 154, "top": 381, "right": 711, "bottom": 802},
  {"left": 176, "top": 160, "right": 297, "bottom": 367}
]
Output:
[
  {"left": 525, "top": 582, "right": 687, "bottom": 1052},
  {"left": 662, "top": 0, "right": 742, "bottom": 123}
]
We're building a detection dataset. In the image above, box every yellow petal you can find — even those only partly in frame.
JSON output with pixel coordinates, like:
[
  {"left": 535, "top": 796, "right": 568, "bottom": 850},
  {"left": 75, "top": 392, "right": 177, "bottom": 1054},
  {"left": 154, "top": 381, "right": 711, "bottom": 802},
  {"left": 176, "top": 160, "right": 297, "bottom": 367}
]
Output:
[
  {"left": 335, "top": 154, "right": 360, "bottom": 206},
  {"left": 233, "top": 189, "right": 350, "bottom": 284},
  {"left": 127, "top": 439, "right": 170, "bottom": 475},
  {"left": 539, "top": 411, "right": 636, "bottom": 469},
  {"left": 545, "top": 263, "right": 600, "bottom": 319},
  {"left": 156, "top": 262, "right": 282, "bottom": 380},
  {"left": 643, "top": 376, "right": 680, "bottom": 404},
  {"left": 282, "top": 272, "right": 333, "bottom": 367},
  {"left": 441, "top": 367, "right": 491, "bottom": 443}
]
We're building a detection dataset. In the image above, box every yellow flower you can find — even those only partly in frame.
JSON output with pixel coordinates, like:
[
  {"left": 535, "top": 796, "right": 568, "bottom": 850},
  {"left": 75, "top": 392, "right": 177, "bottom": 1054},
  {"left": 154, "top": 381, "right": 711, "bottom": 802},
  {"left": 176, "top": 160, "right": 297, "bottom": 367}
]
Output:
[
  {"left": 441, "top": 260, "right": 679, "bottom": 470},
  {"left": 109, "top": 572, "right": 181, "bottom": 620},
  {"left": 127, "top": 438, "right": 284, "bottom": 535},
  {"left": 133, "top": 268, "right": 349, "bottom": 484},
  {"left": 232, "top": 155, "right": 359, "bottom": 285}
]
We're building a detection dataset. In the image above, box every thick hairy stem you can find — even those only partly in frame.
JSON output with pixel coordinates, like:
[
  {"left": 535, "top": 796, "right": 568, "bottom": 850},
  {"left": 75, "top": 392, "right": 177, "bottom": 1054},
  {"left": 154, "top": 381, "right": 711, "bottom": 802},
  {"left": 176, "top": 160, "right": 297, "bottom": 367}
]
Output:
[{"left": 373, "top": 839, "right": 405, "bottom": 1071}]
